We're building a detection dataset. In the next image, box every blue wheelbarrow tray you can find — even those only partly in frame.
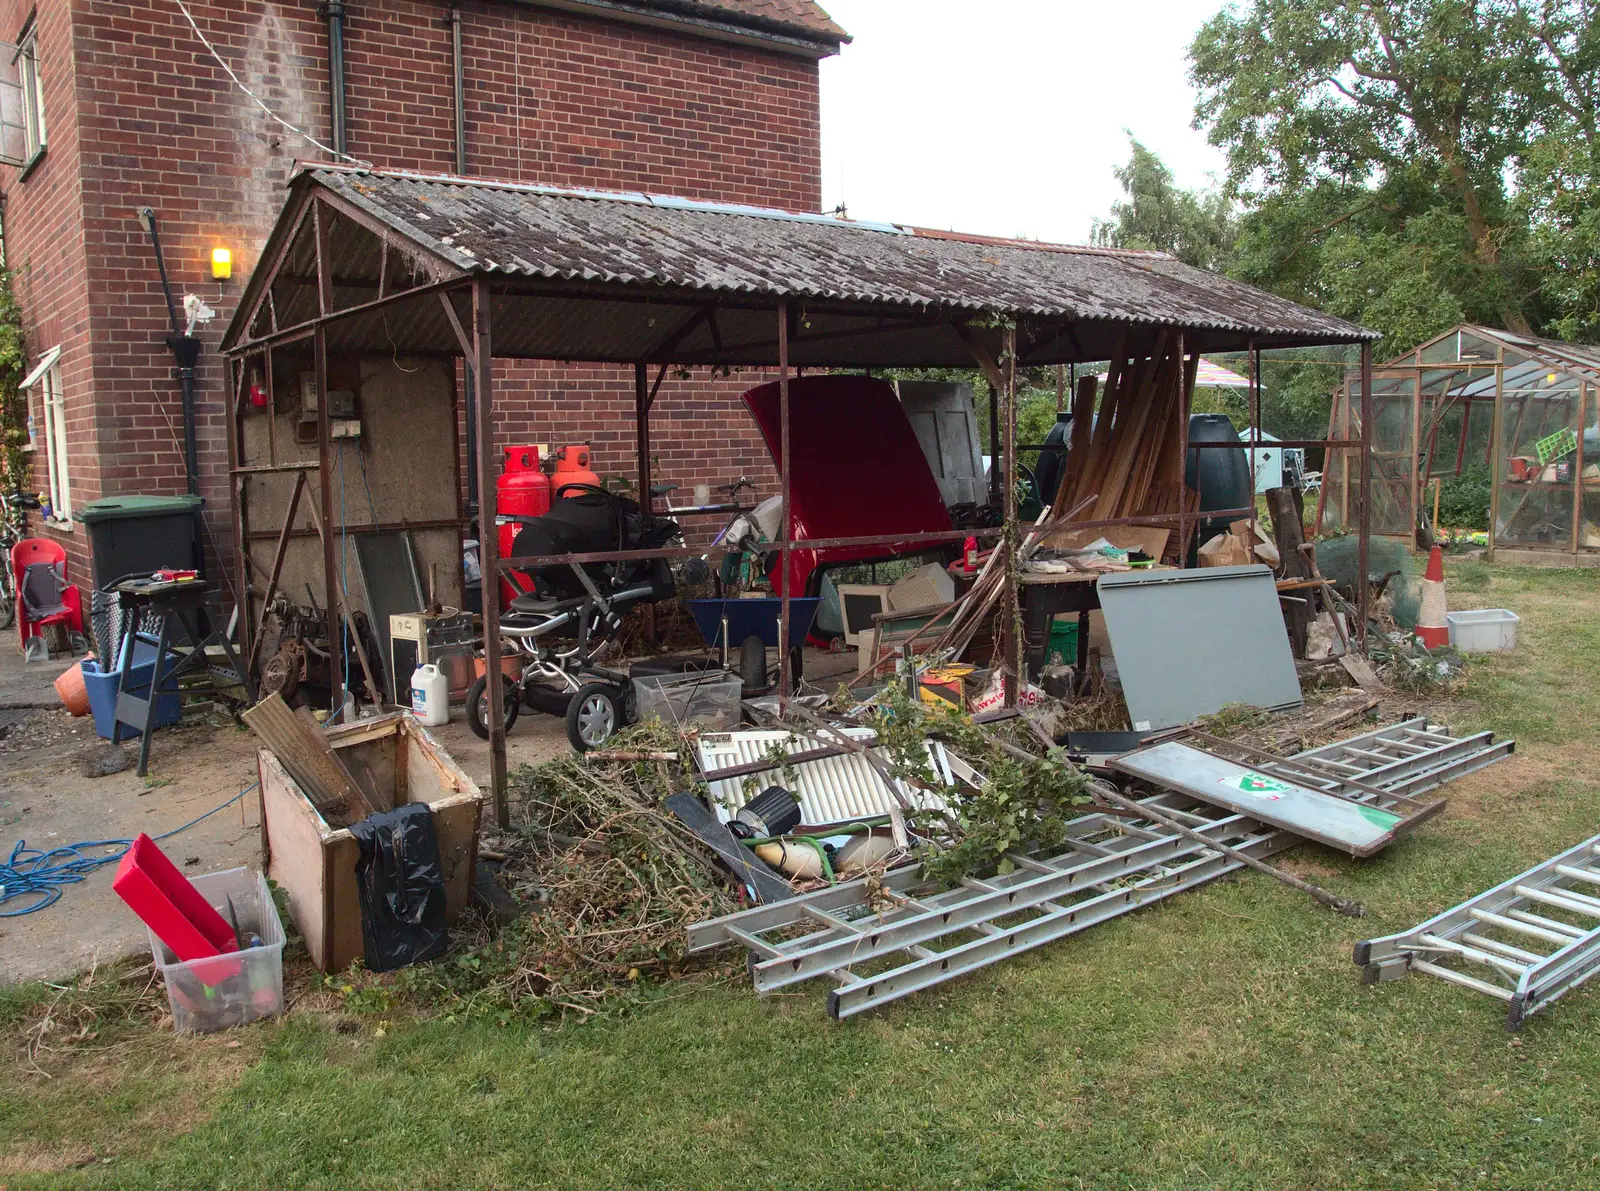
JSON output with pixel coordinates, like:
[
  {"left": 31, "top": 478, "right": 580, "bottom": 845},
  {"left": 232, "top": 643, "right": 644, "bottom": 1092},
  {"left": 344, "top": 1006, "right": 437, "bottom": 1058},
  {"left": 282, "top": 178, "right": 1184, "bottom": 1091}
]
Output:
[{"left": 686, "top": 597, "right": 821, "bottom": 649}]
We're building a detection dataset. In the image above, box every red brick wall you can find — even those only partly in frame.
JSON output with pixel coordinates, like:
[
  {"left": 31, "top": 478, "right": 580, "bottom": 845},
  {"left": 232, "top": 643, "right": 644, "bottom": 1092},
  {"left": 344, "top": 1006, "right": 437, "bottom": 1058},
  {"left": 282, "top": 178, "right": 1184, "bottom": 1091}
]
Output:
[
  {"left": 0, "top": 0, "right": 96, "bottom": 579},
  {"left": 0, "top": 0, "right": 821, "bottom": 586}
]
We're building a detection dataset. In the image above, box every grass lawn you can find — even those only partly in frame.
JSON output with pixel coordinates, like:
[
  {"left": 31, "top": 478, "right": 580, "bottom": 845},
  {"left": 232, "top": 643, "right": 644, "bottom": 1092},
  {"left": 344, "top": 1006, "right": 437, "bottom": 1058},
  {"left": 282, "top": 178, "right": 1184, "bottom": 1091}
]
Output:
[{"left": 5, "top": 560, "right": 1600, "bottom": 1190}]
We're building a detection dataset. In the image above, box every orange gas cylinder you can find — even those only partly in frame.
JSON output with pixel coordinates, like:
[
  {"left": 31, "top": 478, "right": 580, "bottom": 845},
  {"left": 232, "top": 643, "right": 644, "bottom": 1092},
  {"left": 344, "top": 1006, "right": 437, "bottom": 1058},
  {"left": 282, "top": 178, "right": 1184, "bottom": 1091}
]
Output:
[{"left": 548, "top": 444, "right": 600, "bottom": 499}]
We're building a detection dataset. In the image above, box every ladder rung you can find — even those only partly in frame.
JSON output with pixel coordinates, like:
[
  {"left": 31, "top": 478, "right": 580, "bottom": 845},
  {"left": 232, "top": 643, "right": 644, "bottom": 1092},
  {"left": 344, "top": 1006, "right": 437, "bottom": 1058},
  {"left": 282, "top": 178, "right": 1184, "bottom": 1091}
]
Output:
[
  {"left": 1306, "top": 756, "right": 1364, "bottom": 773},
  {"left": 1459, "top": 932, "right": 1547, "bottom": 964},
  {"left": 802, "top": 904, "right": 863, "bottom": 933},
  {"left": 1411, "top": 958, "right": 1515, "bottom": 1000},
  {"left": 1506, "top": 908, "right": 1585, "bottom": 938},
  {"left": 1470, "top": 908, "right": 1576, "bottom": 945},
  {"left": 1554, "top": 864, "right": 1600, "bottom": 887},
  {"left": 1004, "top": 853, "right": 1060, "bottom": 875},
  {"left": 726, "top": 926, "right": 783, "bottom": 958},
  {"left": 1417, "top": 933, "right": 1530, "bottom": 976},
  {"left": 1516, "top": 884, "right": 1600, "bottom": 918}
]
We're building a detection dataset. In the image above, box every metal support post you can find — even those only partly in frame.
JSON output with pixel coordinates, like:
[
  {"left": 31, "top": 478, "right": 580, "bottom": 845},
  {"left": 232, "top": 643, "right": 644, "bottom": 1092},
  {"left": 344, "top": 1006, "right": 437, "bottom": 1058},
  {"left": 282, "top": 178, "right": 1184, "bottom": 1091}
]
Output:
[
  {"left": 313, "top": 325, "right": 342, "bottom": 707},
  {"left": 1357, "top": 343, "right": 1373, "bottom": 649},
  {"left": 1000, "top": 323, "right": 1019, "bottom": 707},
  {"left": 473, "top": 279, "right": 508, "bottom": 827},
  {"left": 777, "top": 302, "right": 794, "bottom": 699}
]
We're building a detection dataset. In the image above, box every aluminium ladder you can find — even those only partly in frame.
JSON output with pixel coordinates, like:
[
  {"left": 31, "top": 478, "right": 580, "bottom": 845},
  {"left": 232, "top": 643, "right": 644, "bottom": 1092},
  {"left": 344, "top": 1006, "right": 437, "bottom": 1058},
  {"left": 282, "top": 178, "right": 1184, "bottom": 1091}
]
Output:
[
  {"left": 689, "top": 789, "right": 1294, "bottom": 1019},
  {"left": 1357, "top": 831, "right": 1600, "bottom": 1030},
  {"left": 1288, "top": 717, "right": 1514, "bottom": 800},
  {"left": 691, "top": 720, "right": 1512, "bottom": 1018}
]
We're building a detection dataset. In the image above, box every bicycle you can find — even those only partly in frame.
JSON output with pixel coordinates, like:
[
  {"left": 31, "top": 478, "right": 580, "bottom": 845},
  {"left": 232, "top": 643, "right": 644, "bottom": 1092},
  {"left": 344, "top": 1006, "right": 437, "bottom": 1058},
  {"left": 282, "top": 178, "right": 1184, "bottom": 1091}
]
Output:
[{"left": 0, "top": 489, "right": 41, "bottom": 632}]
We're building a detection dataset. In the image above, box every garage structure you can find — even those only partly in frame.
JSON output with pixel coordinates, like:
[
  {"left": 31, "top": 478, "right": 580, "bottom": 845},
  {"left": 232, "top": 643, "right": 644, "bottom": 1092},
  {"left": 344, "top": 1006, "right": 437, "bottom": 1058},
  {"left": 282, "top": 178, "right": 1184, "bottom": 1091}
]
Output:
[{"left": 221, "top": 163, "right": 1380, "bottom": 822}]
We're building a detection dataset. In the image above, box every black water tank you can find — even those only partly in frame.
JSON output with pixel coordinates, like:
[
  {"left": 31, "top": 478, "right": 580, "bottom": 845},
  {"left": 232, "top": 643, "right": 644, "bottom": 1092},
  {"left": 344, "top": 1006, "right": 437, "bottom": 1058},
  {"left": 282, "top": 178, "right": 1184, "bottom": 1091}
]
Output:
[
  {"left": 1033, "top": 412, "right": 1073, "bottom": 510},
  {"left": 1183, "top": 415, "right": 1251, "bottom": 562}
]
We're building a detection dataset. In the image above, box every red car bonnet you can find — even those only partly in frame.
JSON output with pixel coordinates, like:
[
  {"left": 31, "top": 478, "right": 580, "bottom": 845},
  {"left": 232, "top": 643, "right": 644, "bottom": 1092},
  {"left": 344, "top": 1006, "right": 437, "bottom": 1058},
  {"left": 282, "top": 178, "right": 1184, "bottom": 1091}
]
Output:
[{"left": 741, "top": 375, "right": 953, "bottom": 596}]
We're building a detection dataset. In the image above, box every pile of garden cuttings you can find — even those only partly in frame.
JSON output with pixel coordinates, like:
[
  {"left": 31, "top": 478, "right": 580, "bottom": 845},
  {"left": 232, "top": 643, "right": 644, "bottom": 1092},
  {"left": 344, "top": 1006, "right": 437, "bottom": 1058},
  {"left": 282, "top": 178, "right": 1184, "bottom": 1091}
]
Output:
[
  {"left": 400, "top": 721, "right": 739, "bottom": 1019},
  {"left": 404, "top": 701, "right": 1092, "bottom": 1021}
]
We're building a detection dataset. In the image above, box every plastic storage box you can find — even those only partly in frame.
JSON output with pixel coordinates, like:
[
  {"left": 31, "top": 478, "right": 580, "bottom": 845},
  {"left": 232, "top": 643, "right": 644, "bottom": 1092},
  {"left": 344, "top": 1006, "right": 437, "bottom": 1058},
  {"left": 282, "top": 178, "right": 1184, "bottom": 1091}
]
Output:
[
  {"left": 147, "top": 867, "right": 285, "bottom": 1034},
  {"left": 81, "top": 634, "right": 183, "bottom": 741},
  {"left": 1447, "top": 608, "right": 1520, "bottom": 654},
  {"left": 633, "top": 671, "right": 743, "bottom": 732}
]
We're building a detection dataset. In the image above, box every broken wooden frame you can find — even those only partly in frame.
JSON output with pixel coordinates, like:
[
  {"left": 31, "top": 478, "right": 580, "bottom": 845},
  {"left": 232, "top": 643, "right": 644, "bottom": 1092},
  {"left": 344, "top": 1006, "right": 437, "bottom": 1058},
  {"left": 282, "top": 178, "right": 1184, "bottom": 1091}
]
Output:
[{"left": 222, "top": 169, "right": 1378, "bottom": 823}]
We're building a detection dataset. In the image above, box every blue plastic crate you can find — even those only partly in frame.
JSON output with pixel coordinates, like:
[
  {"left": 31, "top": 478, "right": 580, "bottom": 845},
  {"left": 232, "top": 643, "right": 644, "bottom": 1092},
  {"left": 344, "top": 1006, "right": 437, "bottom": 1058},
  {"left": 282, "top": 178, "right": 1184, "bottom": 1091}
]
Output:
[{"left": 82, "top": 634, "right": 183, "bottom": 741}]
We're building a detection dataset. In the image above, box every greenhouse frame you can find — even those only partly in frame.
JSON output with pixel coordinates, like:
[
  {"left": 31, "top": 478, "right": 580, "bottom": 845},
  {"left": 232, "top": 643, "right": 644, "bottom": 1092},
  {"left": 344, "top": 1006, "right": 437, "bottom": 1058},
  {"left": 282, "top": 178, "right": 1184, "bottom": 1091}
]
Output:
[{"left": 1318, "top": 325, "right": 1600, "bottom": 561}]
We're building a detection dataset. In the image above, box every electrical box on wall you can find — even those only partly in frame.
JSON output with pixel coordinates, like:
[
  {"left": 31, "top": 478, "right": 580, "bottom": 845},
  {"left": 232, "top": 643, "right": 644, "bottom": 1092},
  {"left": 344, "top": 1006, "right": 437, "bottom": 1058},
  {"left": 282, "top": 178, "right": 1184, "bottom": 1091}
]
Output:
[{"left": 295, "top": 371, "right": 361, "bottom": 443}]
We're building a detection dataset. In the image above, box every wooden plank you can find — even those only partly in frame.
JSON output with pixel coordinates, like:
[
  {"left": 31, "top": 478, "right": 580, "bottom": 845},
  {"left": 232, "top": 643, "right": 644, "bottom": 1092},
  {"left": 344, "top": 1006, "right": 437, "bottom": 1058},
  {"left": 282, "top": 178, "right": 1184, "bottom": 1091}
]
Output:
[
  {"left": 259, "top": 750, "right": 337, "bottom": 970},
  {"left": 242, "top": 693, "right": 373, "bottom": 821},
  {"left": 1268, "top": 486, "right": 1312, "bottom": 657}
]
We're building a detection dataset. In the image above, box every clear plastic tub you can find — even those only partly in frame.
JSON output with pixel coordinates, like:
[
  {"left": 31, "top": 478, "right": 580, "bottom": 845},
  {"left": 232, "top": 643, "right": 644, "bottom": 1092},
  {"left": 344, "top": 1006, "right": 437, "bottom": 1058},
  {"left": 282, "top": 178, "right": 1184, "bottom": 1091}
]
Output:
[
  {"left": 146, "top": 867, "right": 285, "bottom": 1034},
  {"left": 632, "top": 671, "right": 743, "bottom": 732},
  {"left": 1447, "top": 608, "right": 1520, "bottom": 653}
]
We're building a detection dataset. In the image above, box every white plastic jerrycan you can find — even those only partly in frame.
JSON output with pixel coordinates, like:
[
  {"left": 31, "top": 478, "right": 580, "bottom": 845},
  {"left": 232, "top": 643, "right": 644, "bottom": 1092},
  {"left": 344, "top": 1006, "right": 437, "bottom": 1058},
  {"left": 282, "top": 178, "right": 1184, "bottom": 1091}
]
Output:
[{"left": 410, "top": 663, "right": 449, "bottom": 726}]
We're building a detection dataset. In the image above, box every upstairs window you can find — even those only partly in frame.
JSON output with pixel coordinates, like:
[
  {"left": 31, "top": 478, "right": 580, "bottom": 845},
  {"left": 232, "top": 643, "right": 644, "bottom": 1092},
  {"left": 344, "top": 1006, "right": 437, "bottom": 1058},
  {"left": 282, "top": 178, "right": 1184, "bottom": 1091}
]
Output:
[{"left": 0, "top": 15, "right": 44, "bottom": 171}]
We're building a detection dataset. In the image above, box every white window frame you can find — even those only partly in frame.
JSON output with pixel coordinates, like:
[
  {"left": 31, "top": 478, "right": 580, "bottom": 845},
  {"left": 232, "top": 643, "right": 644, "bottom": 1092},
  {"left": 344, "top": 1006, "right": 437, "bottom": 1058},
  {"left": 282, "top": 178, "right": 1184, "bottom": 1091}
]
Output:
[
  {"left": 19, "top": 345, "right": 67, "bottom": 524},
  {"left": 14, "top": 18, "right": 42, "bottom": 167}
]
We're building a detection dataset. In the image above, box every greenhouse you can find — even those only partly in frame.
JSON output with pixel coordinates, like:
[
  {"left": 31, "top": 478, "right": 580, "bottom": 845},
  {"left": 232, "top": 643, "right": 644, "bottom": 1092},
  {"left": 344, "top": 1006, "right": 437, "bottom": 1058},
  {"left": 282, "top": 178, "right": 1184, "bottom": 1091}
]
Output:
[{"left": 1318, "top": 325, "right": 1600, "bottom": 559}]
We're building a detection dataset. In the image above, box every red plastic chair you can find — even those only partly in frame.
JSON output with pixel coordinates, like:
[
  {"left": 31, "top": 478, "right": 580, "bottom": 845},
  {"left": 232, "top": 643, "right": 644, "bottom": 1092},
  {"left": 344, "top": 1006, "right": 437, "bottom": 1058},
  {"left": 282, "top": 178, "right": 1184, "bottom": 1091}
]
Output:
[{"left": 11, "top": 537, "right": 84, "bottom": 657}]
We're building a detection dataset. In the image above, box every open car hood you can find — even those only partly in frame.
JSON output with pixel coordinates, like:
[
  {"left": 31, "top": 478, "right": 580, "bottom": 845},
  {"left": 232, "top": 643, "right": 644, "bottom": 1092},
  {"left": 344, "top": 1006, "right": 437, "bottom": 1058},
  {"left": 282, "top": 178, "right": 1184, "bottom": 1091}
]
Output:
[{"left": 741, "top": 376, "right": 953, "bottom": 594}]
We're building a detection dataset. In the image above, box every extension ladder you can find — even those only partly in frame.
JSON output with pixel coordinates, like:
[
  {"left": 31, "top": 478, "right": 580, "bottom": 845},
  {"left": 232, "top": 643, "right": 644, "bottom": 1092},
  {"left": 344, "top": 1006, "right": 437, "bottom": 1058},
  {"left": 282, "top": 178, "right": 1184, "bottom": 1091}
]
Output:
[
  {"left": 690, "top": 789, "right": 1295, "bottom": 1019},
  {"left": 1289, "top": 717, "right": 1514, "bottom": 799},
  {"left": 1357, "top": 831, "right": 1600, "bottom": 1030}
]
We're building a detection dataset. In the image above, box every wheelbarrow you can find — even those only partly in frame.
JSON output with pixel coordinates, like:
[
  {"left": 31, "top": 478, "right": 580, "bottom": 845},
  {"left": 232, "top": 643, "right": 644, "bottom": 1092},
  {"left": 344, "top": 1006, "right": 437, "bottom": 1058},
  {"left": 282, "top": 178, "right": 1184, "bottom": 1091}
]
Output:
[{"left": 685, "top": 597, "right": 821, "bottom": 692}]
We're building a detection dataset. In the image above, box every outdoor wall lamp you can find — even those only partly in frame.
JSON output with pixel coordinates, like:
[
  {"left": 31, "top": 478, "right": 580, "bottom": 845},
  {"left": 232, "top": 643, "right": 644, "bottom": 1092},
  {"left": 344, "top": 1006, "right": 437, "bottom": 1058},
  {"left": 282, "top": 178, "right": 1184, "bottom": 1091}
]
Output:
[{"left": 211, "top": 246, "right": 232, "bottom": 280}]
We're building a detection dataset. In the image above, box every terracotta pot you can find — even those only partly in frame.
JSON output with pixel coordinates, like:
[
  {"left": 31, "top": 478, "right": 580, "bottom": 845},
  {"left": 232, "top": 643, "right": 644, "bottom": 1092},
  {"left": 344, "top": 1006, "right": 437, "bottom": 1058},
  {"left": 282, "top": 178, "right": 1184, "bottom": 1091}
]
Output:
[{"left": 55, "top": 661, "right": 91, "bottom": 716}]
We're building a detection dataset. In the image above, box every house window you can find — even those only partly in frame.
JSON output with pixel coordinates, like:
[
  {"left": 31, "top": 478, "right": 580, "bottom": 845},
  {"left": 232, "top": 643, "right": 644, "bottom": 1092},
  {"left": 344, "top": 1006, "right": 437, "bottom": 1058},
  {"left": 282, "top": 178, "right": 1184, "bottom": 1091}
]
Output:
[
  {"left": 19, "top": 345, "right": 66, "bottom": 523},
  {"left": 0, "top": 15, "right": 44, "bottom": 171}
]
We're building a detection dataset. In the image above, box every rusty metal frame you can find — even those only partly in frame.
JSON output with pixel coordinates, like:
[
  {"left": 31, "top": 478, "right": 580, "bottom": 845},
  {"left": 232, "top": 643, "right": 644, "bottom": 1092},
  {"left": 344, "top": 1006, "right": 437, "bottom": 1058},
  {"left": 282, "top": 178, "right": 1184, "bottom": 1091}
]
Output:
[{"left": 223, "top": 174, "right": 1378, "bottom": 821}]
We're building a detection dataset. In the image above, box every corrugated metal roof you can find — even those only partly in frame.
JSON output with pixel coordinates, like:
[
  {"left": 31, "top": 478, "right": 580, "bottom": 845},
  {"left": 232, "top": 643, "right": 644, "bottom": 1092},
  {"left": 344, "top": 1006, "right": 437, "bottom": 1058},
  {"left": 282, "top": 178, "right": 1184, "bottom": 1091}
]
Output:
[{"left": 309, "top": 167, "right": 1377, "bottom": 344}]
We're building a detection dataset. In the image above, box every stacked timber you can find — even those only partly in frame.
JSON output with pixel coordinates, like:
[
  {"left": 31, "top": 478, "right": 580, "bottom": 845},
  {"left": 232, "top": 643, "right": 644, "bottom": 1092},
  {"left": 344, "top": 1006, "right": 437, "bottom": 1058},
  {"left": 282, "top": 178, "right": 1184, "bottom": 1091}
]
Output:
[{"left": 1043, "top": 334, "right": 1199, "bottom": 560}]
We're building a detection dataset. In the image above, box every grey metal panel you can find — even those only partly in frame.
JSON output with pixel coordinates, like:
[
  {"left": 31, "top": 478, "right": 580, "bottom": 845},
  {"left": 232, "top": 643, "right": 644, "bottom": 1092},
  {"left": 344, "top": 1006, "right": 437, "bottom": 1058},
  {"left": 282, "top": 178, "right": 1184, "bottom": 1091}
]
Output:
[
  {"left": 897, "top": 381, "right": 986, "bottom": 507},
  {"left": 1111, "top": 741, "right": 1401, "bottom": 857},
  {"left": 353, "top": 531, "right": 425, "bottom": 692},
  {"left": 1097, "top": 565, "right": 1302, "bottom": 730}
]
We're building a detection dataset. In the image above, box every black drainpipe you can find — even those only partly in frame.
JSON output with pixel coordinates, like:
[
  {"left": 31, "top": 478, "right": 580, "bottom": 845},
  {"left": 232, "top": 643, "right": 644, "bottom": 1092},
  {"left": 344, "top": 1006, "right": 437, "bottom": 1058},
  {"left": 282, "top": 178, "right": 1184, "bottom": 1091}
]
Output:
[
  {"left": 450, "top": 1, "right": 466, "bottom": 174},
  {"left": 138, "top": 208, "right": 200, "bottom": 499},
  {"left": 323, "top": 0, "right": 348, "bottom": 156}
]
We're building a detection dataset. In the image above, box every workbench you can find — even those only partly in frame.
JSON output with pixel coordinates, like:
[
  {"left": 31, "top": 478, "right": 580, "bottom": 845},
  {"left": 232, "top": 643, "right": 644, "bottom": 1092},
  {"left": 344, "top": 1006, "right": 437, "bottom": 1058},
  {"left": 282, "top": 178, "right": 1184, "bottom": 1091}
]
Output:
[{"left": 1017, "top": 569, "right": 1106, "bottom": 680}]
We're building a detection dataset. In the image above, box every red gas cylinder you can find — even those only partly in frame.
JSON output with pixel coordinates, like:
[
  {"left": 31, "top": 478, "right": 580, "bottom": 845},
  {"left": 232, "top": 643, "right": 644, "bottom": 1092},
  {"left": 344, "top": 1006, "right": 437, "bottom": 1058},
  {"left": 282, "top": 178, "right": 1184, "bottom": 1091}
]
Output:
[
  {"left": 498, "top": 445, "right": 552, "bottom": 601},
  {"left": 548, "top": 443, "right": 600, "bottom": 499}
]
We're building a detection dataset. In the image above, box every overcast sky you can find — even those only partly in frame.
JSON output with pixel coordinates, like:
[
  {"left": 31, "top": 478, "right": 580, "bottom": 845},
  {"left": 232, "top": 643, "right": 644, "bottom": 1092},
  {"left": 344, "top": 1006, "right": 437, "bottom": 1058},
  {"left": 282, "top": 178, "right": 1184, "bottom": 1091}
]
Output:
[{"left": 818, "top": 0, "right": 1231, "bottom": 245}]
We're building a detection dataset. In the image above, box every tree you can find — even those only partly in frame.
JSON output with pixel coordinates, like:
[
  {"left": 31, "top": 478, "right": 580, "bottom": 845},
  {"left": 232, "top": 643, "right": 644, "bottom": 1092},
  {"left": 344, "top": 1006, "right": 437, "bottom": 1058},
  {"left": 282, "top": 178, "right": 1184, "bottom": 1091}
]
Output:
[
  {"left": 0, "top": 270, "right": 26, "bottom": 519},
  {"left": 1090, "top": 136, "right": 1235, "bottom": 270},
  {"left": 1190, "top": 0, "right": 1600, "bottom": 348}
]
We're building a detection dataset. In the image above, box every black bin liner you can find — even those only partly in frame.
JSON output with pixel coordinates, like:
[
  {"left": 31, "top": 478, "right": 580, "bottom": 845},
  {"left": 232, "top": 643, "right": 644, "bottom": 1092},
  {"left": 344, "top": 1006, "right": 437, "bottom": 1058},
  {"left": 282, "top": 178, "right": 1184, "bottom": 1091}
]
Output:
[{"left": 349, "top": 803, "right": 449, "bottom": 971}]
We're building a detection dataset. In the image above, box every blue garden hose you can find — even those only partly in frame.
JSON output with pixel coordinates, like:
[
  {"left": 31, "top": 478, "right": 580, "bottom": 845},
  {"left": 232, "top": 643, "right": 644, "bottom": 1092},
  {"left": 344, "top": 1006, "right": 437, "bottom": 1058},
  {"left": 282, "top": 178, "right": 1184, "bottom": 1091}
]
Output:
[{"left": 0, "top": 782, "right": 257, "bottom": 917}]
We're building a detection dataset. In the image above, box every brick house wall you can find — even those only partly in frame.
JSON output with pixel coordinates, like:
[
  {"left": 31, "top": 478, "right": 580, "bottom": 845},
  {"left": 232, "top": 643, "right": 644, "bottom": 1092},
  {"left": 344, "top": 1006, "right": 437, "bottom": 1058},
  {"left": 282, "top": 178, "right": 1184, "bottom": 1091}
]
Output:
[{"left": 0, "top": 0, "right": 831, "bottom": 587}]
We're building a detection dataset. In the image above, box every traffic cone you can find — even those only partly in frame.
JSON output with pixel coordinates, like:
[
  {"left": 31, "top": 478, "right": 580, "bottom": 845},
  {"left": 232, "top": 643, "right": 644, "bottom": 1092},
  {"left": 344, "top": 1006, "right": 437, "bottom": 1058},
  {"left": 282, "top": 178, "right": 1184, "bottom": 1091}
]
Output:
[{"left": 1415, "top": 545, "right": 1450, "bottom": 648}]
